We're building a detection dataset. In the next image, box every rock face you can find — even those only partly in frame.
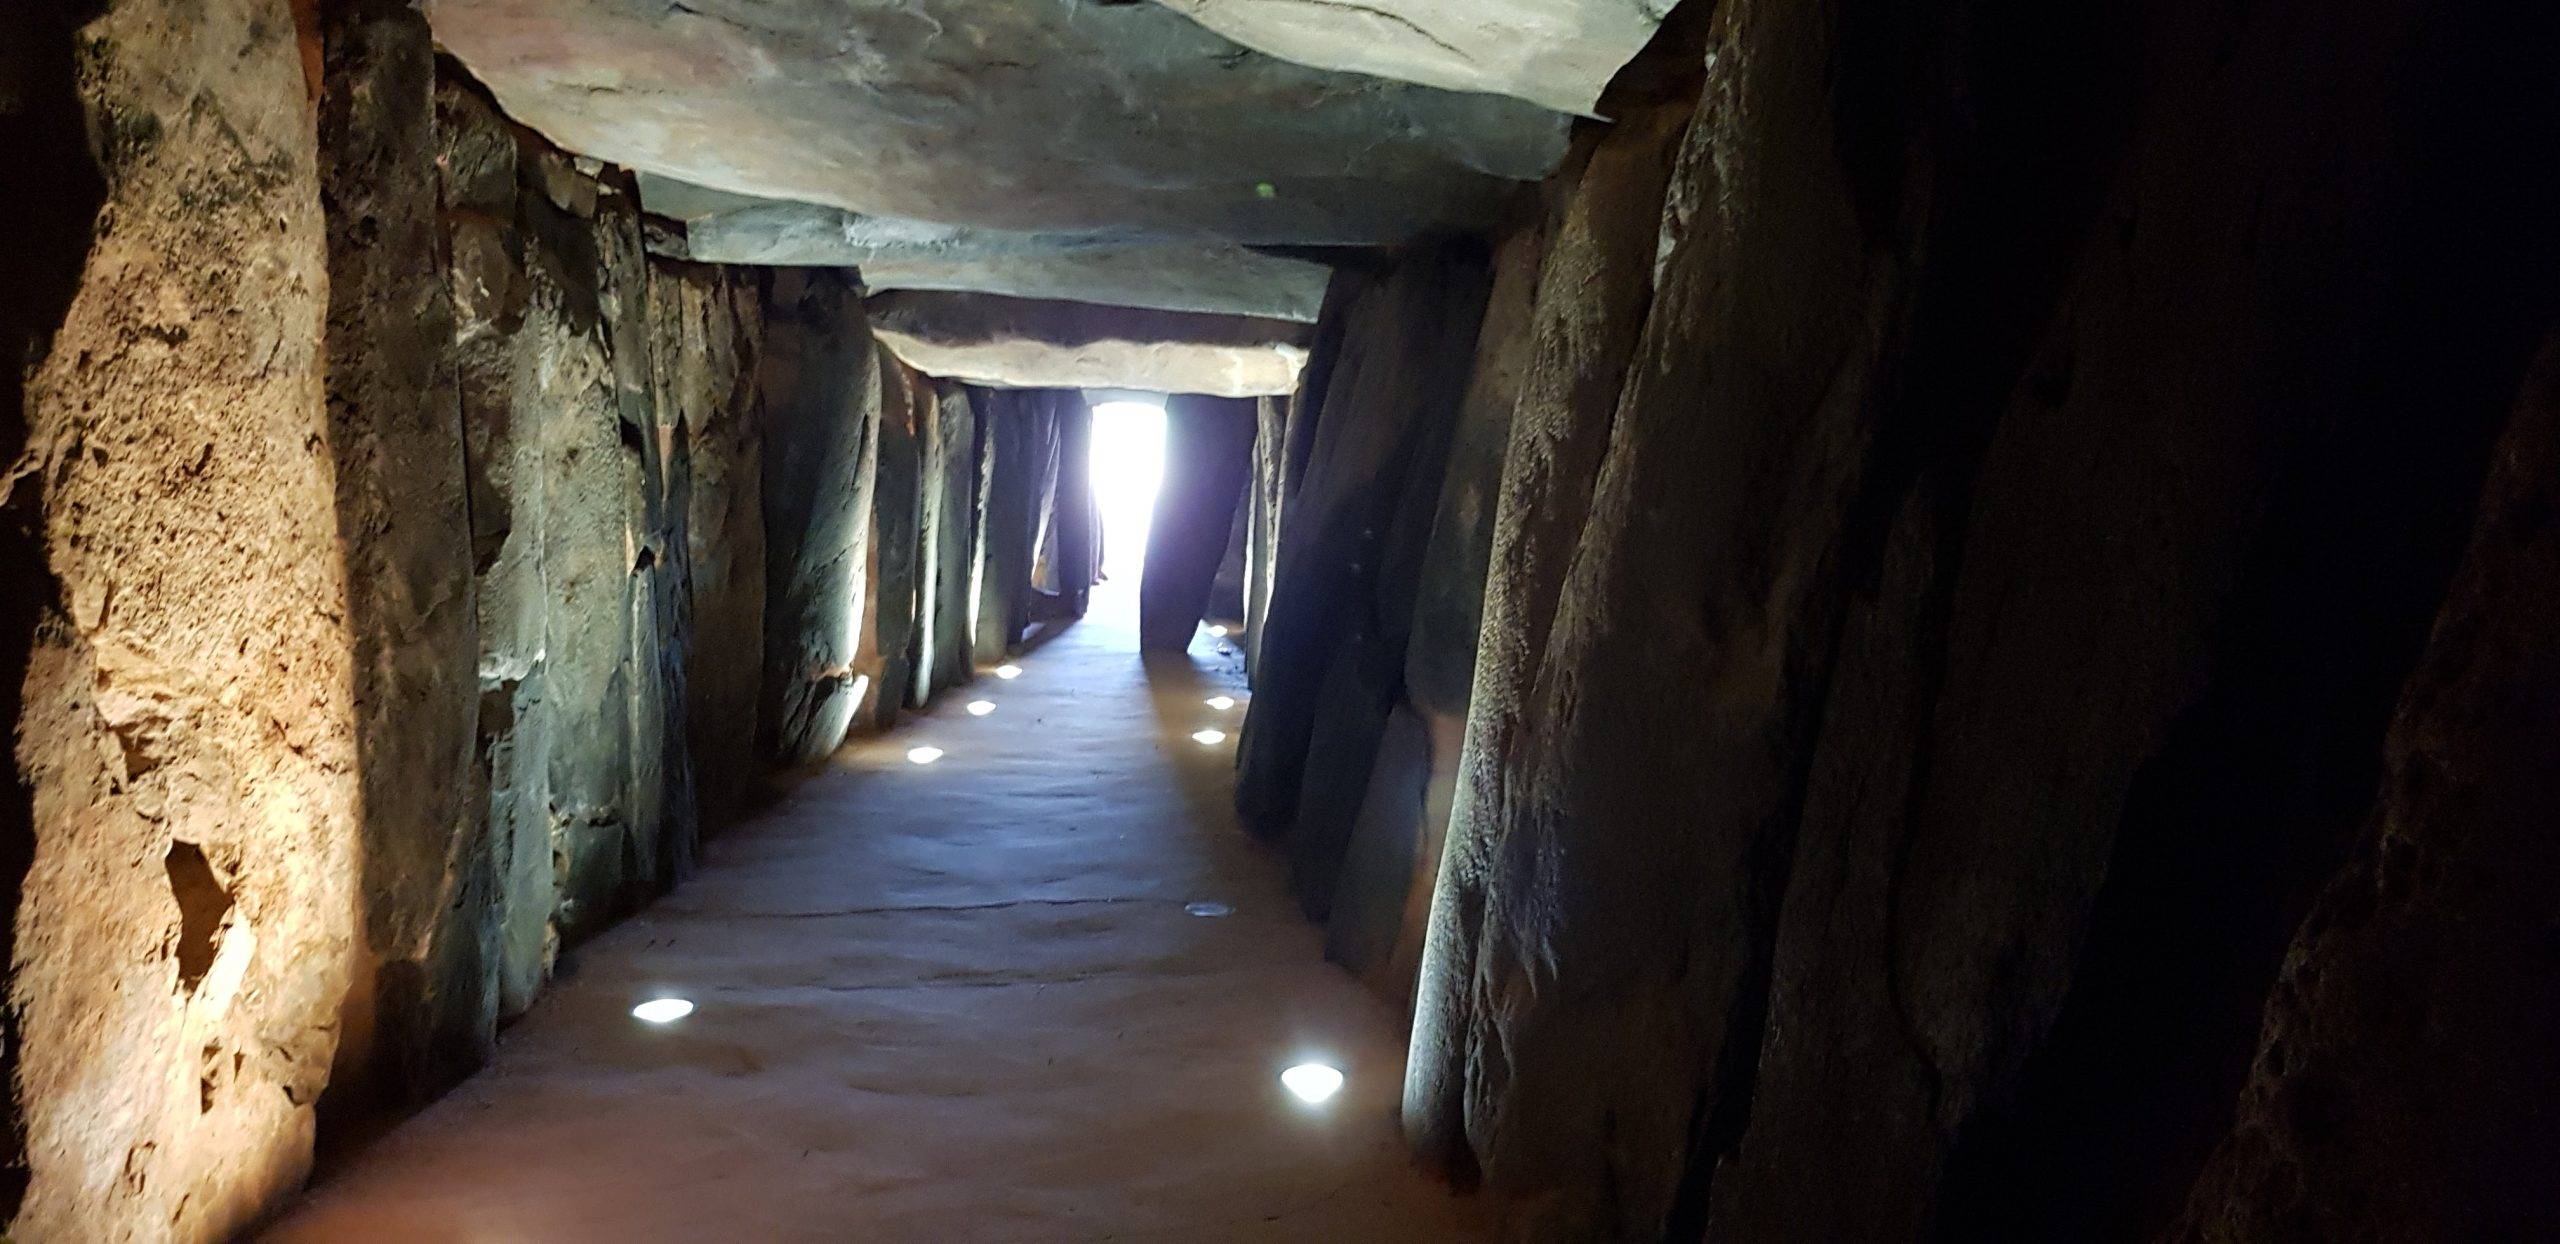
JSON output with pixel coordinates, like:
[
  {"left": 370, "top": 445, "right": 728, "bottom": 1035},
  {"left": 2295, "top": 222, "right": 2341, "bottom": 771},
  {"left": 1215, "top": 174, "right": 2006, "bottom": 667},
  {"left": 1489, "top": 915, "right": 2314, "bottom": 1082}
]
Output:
[
  {"left": 422, "top": 0, "right": 1569, "bottom": 245},
  {"left": 315, "top": 0, "right": 496, "bottom": 1133},
  {"left": 658, "top": 264, "right": 767, "bottom": 829},
  {"left": 758, "top": 271, "right": 882, "bottom": 764},
  {"left": 869, "top": 354, "right": 928, "bottom": 731},
  {"left": 1403, "top": 66, "right": 1696, "bottom": 1181},
  {"left": 2, "top": 6, "right": 1057, "bottom": 1236},
  {"left": 1354, "top": 0, "right": 2560, "bottom": 1236},
  {"left": 1139, "top": 397, "right": 1257, "bottom": 650},
  {"left": 657, "top": 187, "right": 1331, "bottom": 323},
  {"left": 868, "top": 292, "right": 1313, "bottom": 399},
  {"left": 5, "top": 2, "right": 359, "bottom": 1234},
  {"left": 911, "top": 383, "right": 980, "bottom": 701},
  {"left": 1151, "top": 0, "right": 1670, "bottom": 116},
  {"left": 1231, "top": 242, "right": 1491, "bottom": 924},
  {"left": 1326, "top": 207, "right": 1550, "bottom": 999},
  {"left": 969, "top": 388, "right": 1092, "bottom": 658}
]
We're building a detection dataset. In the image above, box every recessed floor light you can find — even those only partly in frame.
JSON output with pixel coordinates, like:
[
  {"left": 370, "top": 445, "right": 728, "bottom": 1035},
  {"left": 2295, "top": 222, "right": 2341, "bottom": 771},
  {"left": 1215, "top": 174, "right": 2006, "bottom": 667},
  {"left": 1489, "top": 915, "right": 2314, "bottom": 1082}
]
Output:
[
  {"left": 1185, "top": 901, "right": 1233, "bottom": 918},
  {"left": 1205, "top": 696, "right": 1236, "bottom": 711},
  {"left": 1281, "top": 1063, "right": 1345, "bottom": 1104},
  {"left": 1191, "top": 729, "right": 1227, "bottom": 746},
  {"left": 906, "top": 746, "right": 945, "bottom": 765},
  {"left": 995, "top": 664, "right": 1023, "bottom": 680},
  {"left": 631, "top": 998, "right": 694, "bottom": 1024},
  {"left": 967, "top": 700, "right": 996, "bottom": 716}
]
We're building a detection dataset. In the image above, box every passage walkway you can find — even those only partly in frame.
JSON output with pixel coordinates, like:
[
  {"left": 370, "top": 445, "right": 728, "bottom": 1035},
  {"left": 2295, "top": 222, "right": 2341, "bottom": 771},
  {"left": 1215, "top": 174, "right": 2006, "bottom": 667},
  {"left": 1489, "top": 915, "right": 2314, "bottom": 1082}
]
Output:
[{"left": 267, "top": 600, "right": 1481, "bottom": 1241}]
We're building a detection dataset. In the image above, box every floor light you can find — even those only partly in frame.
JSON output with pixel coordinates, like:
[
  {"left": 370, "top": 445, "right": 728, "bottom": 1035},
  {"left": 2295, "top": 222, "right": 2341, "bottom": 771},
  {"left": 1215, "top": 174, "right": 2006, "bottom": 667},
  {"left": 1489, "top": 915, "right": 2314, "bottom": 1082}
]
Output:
[
  {"left": 907, "top": 746, "right": 945, "bottom": 765},
  {"left": 1281, "top": 1063, "right": 1344, "bottom": 1104},
  {"left": 1191, "top": 729, "right": 1226, "bottom": 746},
  {"left": 631, "top": 998, "right": 694, "bottom": 1024},
  {"left": 995, "top": 664, "right": 1023, "bottom": 680},
  {"left": 1205, "top": 696, "right": 1236, "bottom": 711},
  {"left": 967, "top": 700, "right": 996, "bottom": 716}
]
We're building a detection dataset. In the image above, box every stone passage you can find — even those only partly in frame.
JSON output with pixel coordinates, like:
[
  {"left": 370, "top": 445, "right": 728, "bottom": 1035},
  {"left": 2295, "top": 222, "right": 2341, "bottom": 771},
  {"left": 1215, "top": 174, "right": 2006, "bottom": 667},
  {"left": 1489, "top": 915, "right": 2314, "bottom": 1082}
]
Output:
[
  {"left": 9, "top": 0, "right": 2557, "bottom": 1238},
  {"left": 264, "top": 608, "right": 1479, "bottom": 1241}
]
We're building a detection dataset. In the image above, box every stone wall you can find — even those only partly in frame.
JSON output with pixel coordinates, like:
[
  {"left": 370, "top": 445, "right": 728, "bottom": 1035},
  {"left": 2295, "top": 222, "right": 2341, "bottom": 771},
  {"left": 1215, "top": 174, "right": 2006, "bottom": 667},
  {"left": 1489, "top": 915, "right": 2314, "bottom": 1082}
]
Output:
[
  {"left": 4, "top": 0, "right": 357, "bottom": 1234},
  {"left": 1204, "top": 0, "right": 2556, "bottom": 1234},
  {"left": 1230, "top": 241, "right": 1492, "bottom": 934},
  {"left": 1231, "top": 0, "right": 2560, "bottom": 1237},
  {"left": 0, "top": 6, "right": 964, "bottom": 1234}
]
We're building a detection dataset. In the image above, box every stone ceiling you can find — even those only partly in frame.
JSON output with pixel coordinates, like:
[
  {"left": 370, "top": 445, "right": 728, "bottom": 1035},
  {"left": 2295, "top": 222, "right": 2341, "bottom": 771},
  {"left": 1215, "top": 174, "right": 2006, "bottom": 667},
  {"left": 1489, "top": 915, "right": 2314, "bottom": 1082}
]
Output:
[{"left": 425, "top": 0, "right": 1669, "bottom": 365}]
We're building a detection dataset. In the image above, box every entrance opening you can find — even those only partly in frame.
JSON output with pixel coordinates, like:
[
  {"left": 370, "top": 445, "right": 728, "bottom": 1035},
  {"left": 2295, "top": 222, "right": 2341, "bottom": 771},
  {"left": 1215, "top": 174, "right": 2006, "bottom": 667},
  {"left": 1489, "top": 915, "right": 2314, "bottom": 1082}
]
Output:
[{"left": 1086, "top": 392, "right": 1168, "bottom": 628}]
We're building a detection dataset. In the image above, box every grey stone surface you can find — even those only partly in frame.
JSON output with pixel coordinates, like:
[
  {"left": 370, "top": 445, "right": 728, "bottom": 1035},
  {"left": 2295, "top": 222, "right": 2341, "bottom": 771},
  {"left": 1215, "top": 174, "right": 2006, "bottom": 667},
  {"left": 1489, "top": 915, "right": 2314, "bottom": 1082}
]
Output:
[
  {"left": 317, "top": 0, "right": 496, "bottom": 1127},
  {"left": 1150, "top": 0, "right": 1671, "bottom": 116},
  {"left": 869, "top": 354, "right": 927, "bottom": 732},
  {"left": 869, "top": 292, "right": 1312, "bottom": 398},
  {"left": 1231, "top": 242, "right": 1491, "bottom": 922},
  {"left": 660, "top": 263, "right": 767, "bottom": 831},
  {"left": 758, "top": 271, "right": 882, "bottom": 765},
  {"left": 424, "top": 0, "right": 1568, "bottom": 246},
  {"left": 656, "top": 191, "right": 1331, "bottom": 322},
  {"left": 913, "top": 383, "right": 980, "bottom": 700}
]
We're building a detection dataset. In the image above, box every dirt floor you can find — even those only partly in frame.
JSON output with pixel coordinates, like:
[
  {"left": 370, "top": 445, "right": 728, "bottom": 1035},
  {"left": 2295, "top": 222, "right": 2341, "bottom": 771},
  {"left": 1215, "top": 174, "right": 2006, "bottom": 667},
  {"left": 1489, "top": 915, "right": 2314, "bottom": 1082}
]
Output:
[{"left": 263, "top": 588, "right": 1483, "bottom": 1241}]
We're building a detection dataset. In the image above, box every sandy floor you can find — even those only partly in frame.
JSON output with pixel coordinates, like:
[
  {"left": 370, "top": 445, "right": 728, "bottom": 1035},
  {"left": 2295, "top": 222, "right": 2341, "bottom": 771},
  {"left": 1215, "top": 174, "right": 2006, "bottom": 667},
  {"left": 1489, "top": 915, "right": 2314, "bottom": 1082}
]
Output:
[{"left": 263, "top": 593, "right": 1482, "bottom": 1242}]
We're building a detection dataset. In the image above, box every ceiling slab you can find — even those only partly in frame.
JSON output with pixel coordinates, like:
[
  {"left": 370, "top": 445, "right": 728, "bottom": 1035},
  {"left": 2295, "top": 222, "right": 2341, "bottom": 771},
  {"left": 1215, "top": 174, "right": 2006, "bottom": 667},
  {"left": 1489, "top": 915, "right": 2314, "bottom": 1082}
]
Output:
[
  {"left": 651, "top": 185, "right": 1330, "bottom": 321},
  {"left": 867, "top": 291, "right": 1310, "bottom": 397},
  {"left": 425, "top": 0, "right": 1571, "bottom": 247}
]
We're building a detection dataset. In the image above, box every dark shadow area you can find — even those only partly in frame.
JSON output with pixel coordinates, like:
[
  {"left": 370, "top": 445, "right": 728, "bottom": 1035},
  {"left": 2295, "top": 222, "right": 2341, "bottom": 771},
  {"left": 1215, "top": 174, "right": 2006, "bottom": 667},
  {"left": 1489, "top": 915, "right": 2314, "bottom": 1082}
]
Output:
[
  {"left": 1935, "top": 0, "right": 2560, "bottom": 1229},
  {"left": 0, "top": 0, "right": 108, "bottom": 1217}
]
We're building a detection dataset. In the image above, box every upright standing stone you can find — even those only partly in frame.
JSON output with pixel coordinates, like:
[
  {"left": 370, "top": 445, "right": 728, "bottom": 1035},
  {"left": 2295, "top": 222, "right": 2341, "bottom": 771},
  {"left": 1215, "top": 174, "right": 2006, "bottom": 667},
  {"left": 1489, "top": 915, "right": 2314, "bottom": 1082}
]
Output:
[
  {"left": 1140, "top": 396, "right": 1256, "bottom": 650},
  {"left": 314, "top": 0, "right": 494, "bottom": 1125},
  {"left": 759, "top": 271, "right": 880, "bottom": 765},
  {"left": 869, "top": 351, "right": 927, "bottom": 730}
]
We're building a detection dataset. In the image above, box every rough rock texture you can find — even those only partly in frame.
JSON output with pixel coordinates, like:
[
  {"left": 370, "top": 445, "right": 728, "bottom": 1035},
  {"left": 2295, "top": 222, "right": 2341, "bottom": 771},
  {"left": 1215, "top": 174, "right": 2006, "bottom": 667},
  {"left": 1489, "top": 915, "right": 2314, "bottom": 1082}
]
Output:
[
  {"left": 1232, "top": 242, "right": 1491, "bottom": 925},
  {"left": 970, "top": 389, "right": 1047, "bottom": 661},
  {"left": 313, "top": 0, "right": 496, "bottom": 1136},
  {"left": 868, "top": 292, "right": 1313, "bottom": 399},
  {"left": 3, "top": 15, "right": 906, "bottom": 1237},
  {"left": 1139, "top": 397, "right": 1257, "bottom": 651},
  {"left": 868, "top": 354, "right": 928, "bottom": 731},
  {"left": 1152, "top": 0, "right": 1668, "bottom": 116},
  {"left": 911, "top": 382, "right": 980, "bottom": 701},
  {"left": 657, "top": 188, "right": 1331, "bottom": 323},
  {"left": 4, "top": 1, "right": 360, "bottom": 1236},
  {"left": 758, "top": 271, "right": 881, "bottom": 765},
  {"left": 1383, "top": 0, "right": 2560, "bottom": 1236},
  {"left": 422, "top": 0, "right": 1568, "bottom": 244},
  {"left": 1403, "top": 63, "right": 1695, "bottom": 1182},
  {"left": 657, "top": 263, "right": 766, "bottom": 830},
  {"left": 1325, "top": 209, "right": 1549, "bottom": 999}
]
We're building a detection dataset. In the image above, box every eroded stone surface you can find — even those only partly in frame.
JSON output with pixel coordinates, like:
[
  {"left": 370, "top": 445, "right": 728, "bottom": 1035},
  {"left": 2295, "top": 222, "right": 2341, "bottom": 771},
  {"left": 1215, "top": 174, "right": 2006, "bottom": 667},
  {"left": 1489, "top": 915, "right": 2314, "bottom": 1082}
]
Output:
[{"left": 8, "top": 1, "right": 358, "bottom": 1235}]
